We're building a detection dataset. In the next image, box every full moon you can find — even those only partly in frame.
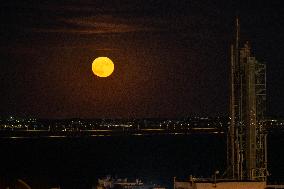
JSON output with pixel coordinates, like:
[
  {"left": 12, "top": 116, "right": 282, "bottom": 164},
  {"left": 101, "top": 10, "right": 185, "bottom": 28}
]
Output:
[{"left": 92, "top": 57, "right": 114, "bottom": 77}]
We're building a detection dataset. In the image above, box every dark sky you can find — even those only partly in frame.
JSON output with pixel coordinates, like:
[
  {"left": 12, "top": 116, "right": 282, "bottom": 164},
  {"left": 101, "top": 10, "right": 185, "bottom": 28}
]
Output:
[{"left": 0, "top": 0, "right": 283, "bottom": 119}]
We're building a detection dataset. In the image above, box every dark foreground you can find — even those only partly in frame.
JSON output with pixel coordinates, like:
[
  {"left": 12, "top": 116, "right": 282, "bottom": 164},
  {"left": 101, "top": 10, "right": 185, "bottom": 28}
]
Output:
[{"left": 0, "top": 132, "right": 283, "bottom": 189}]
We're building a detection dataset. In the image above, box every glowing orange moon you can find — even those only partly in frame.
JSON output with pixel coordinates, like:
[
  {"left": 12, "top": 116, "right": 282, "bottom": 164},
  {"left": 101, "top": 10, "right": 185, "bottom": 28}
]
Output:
[{"left": 92, "top": 57, "right": 114, "bottom": 77}]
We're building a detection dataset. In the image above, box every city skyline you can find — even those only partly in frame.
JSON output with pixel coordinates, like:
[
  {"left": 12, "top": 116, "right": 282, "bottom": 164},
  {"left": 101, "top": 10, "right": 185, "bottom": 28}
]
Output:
[{"left": 1, "top": 0, "right": 283, "bottom": 119}]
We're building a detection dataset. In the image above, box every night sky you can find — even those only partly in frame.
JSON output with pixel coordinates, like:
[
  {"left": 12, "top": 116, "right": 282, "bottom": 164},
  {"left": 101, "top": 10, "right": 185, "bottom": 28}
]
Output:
[{"left": 0, "top": 0, "right": 283, "bottom": 119}]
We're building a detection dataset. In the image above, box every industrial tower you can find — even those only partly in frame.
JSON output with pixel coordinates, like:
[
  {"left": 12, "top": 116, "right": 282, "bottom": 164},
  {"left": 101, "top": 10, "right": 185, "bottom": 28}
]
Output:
[{"left": 227, "top": 18, "right": 267, "bottom": 181}]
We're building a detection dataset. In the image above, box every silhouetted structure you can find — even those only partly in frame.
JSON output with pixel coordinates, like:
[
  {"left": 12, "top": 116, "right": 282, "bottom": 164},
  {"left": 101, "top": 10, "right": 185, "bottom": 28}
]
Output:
[{"left": 227, "top": 18, "right": 267, "bottom": 181}]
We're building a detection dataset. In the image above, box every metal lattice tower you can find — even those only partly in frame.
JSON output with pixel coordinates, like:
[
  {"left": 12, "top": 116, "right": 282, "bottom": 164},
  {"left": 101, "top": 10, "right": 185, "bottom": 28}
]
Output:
[{"left": 227, "top": 18, "right": 267, "bottom": 181}]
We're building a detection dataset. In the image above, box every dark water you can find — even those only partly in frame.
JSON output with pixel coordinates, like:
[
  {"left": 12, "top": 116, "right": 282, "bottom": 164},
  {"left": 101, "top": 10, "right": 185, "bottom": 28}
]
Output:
[
  {"left": 267, "top": 132, "right": 284, "bottom": 183},
  {"left": 0, "top": 133, "right": 283, "bottom": 188}
]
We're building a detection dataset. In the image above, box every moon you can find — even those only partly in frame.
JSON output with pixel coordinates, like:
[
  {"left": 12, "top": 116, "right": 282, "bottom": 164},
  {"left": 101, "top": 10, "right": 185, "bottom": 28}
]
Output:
[{"left": 92, "top": 57, "right": 114, "bottom": 77}]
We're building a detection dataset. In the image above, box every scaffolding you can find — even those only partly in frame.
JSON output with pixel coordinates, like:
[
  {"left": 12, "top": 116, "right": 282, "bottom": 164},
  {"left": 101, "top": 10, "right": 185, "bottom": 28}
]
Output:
[{"left": 227, "top": 18, "right": 267, "bottom": 181}]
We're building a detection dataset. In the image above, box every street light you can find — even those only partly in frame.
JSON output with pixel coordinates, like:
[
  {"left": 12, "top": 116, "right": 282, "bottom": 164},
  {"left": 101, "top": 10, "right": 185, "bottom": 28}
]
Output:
[{"left": 213, "top": 170, "right": 219, "bottom": 187}]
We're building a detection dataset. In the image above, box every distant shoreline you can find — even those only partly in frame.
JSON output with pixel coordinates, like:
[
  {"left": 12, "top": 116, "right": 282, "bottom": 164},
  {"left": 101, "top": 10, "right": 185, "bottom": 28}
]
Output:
[{"left": 0, "top": 128, "right": 226, "bottom": 138}]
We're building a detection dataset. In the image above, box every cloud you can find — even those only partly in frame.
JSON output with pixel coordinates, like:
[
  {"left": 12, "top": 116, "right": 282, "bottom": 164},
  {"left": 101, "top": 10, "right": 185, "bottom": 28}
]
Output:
[{"left": 31, "top": 15, "right": 158, "bottom": 35}]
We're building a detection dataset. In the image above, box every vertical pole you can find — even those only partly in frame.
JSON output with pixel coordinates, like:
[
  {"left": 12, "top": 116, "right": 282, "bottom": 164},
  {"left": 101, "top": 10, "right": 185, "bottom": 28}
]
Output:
[
  {"left": 236, "top": 17, "right": 239, "bottom": 68},
  {"left": 230, "top": 44, "right": 235, "bottom": 179},
  {"left": 265, "top": 133, "right": 268, "bottom": 181},
  {"left": 235, "top": 16, "right": 242, "bottom": 180}
]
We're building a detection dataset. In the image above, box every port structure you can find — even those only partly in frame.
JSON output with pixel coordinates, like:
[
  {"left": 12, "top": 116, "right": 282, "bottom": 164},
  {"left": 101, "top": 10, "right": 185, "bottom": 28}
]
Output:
[{"left": 227, "top": 18, "right": 267, "bottom": 181}]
